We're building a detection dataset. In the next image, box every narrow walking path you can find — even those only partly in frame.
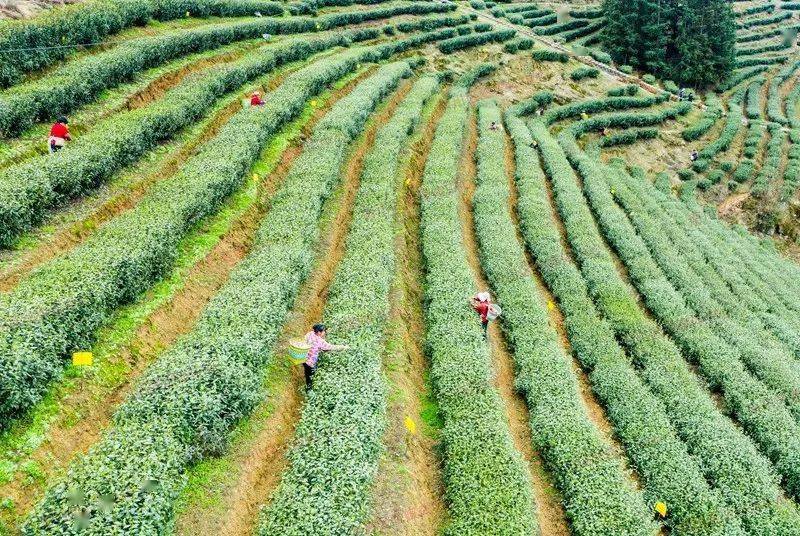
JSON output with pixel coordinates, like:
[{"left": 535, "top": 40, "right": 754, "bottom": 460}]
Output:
[
  {"left": 457, "top": 108, "right": 541, "bottom": 536},
  {"left": 367, "top": 93, "right": 448, "bottom": 536}
]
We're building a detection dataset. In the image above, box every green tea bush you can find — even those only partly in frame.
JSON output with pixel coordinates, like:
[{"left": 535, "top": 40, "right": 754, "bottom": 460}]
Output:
[
  {"left": 607, "top": 84, "right": 639, "bottom": 97},
  {"left": 0, "top": 31, "right": 375, "bottom": 247},
  {"left": 697, "top": 86, "right": 745, "bottom": 160},
  {"left": 22, "top": 58, "right": 418, "bottom": 535},
  {"left": 782, "top": 130, "right": 800, "bottom": 200},
  {"left": 437, "top": 27, "right": 515, "bottom": 53},
  {"left": 720, "top": 161, "right": 734, "bottom": 172},
  {"left": 470, "top": 0, "right": 486, "bottom": 8},
  {"left": 752, "top": 124, "right": 785, "bottom": 197},
  {"left": 506, "top": 90, "right": 553, "bottom": 116},
  {"left": 707, "top": 169, "right": 725, "bottom": 185},
  {"left": 515, "top": 7, "right": 551, "bottom": 18},
  {"left": 739, "top": 3, "right": 774, "bottom": 16},
  {"left": 560, "top": 19, "right": 603, "bottom": 41},
  {"left": 528, "top": 119, "right": 798, "bottom": 533},
  {"left": 473, "top": 22, "right": 492, "bottom": 32},
  {"left": 589, "top": 48, "right": 612, "bottom": 64},
  {"left": 736, "top": 40, "right": 792, "bottom": 57},
  {"left": 260, "top": 74, "right": 436, "bottom": 536},
  {"left": 745, "top": 78, "right": 765, "bottom": 119},
  {"left": 737, "top": 27, "right": 783, "bottom": 43},
  {"left": 718, "top": 65, "right": 768, "bottom": 91},
  {"left": 642, "top": 73, "right": 656, "bottom": 84},
  {"left": 597, "top": 127, "right": 658, "bottom": 147},
  {"left": 454, "top": 62, "right": 496, "bottom": 88},
  {"left": 551, "top": 127, "right": 800, "bottom": 530},
  {"left": 531, "top": 48, "right": 569, "bottom": 62},
  {"left": 0, "top": 0, "right": 286, "bottom": 87},
  {"left": 507, "top": 13, "right": 524, "bottom": 24},
  {"left": 766, "top": 60, "right": 800, "bottom": 125},
  {"left": 0, "top": 1, "right": 453, "bottom": 136},
  {"left": 682, "top": 92, "right": 722, "bottom": 141},
  {"left": 0, "top": 28, "right": 456, "bottom": 427},
  {"left": 534, "top": 18, "right": 587, "bottom": 35},
  {"left": 414, "top": 88, "right": 538, "bottom": 536},
  {"left": 742, "top": 120, "right": 765, "bottom": 158},
  {"left": 569, "top": 7, "right": 603, "bottom": 18},
  {"left": 733, "top": 159, "right": 754, "bottom": 183},
  {"left": 736, "top": 56, "right": 789, "bottom": 69},
  {"left": 396, "top": 13, "right": 469, "bottom": 32},
  {"left": 619, "top": 64, "right": 634, "bottom": 74},
  {"left": 503, "top": 3, "right": 540, "bottom": 13},
  {"left": 737, "top": 10, "right": 791, "bottom": 28},
  {"left": 503, "top": 36, "right": 534, "bottom": 52},
  {"left": 663, "top": 80, "right": 679, "bottom": 93},
  {"left": 524, "top": 12, "right": 557, "bottom": 27},
  {"left": 570, "top": 66, "right": 599, "bottom": 81},
  {"left": 678, "top": 168, "right": 696, "bottom": 181}
]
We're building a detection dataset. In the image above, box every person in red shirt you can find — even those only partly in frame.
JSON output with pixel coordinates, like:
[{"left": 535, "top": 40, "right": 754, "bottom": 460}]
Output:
[
  {"left": 48, "top": 116, "right": 71, "bottom": 153},
  {"left": 250, "top": 91, "right": 265, "bottom": 106},
  {"left": 471, "top": 291, "right": 492, "bottom": 338}
]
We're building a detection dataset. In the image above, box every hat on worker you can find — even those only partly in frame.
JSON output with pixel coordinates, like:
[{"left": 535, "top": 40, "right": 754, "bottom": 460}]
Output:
[{"left": 476, "top": 292, "right": 491, "bottom": 303}]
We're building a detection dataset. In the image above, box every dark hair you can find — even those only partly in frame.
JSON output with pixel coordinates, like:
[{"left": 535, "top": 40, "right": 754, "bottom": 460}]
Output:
[
  {"left": 312, "top": 323, "right": 326, "bottom": 334},
  {"left": 58, "top": 116, "right": 68, "bottom": 124}
]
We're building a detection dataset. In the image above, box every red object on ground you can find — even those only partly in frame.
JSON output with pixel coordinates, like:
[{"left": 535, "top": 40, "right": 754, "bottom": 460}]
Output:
[
  {"left": 251, "top": 94, "right": 264, "bottom": 106},
  {"left": 50, "top": 122, "right": 69, "bottom": 138}
]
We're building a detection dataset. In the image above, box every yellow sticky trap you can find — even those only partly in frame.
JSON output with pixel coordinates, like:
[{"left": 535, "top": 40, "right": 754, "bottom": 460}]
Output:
[
  {"left": 547, "top": 300, "right": 555, "bottom": 311},
  {"left": 72, "top": 352, "right": 93, "bottom": 366},
  {"left": 185, "top": 10, "right": 190, "bottom": 16},
  {"left": 315, "top": 23, "right": 321, "bottom": 29},
  {"left": 404, "top": 178, "right": 412, "bottom": 187},
  {"left": 404, "top": 416, "right": 417, "bottom": 435},
  {"left": 610, "top": 188, "right": 616, "bottom": 195},
  {"left": 310, "top": 100, "right": 318, "bottom": 107},
  {"left": 252, "top": 173, "right": 260, "bottom": 181},
  {"left": 654, "top": 501, "right": 667, "bottom": 518}
]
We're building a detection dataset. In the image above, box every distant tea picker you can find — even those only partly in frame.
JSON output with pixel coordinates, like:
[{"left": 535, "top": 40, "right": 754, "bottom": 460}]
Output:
[
  {"left": 471, "top": 291, "right": 501, "bottom": 338},
  {"left": 48, "top": 116, "right": 71, "bottom": 153},
  {"left": 288, "top": 323, "right": 349, "bottom": 390}
]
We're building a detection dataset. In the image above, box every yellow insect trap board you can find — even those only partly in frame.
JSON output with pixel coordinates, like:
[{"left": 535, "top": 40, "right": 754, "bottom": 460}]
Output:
[{"left": 72, "top": 352, "right": 93, "bottom": 366}]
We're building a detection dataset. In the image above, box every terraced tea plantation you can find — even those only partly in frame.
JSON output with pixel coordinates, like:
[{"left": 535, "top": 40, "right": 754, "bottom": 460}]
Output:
[{"left": 3, "top": 0, "right": 800, "bottom": 534}]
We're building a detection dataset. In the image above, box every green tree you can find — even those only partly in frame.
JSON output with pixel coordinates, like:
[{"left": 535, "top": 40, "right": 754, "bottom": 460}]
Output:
[{"left": 602, "top": 0, "right": 735, "bottom": 87}]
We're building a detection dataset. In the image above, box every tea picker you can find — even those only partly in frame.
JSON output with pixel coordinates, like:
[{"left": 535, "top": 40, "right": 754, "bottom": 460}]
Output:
[
  {"left": 48, "top": 116, "right": 71, "bottom": 154},
  {"left": 287, "top": 323, "right": 349, "bottom": 390},
  {"left": 471, "top": 292, "right": 502, "bottom": 339}
]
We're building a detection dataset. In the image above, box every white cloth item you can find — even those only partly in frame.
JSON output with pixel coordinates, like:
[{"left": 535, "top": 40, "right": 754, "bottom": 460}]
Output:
[{"left": 476, "top": 292, "right": 491, "bottom": 303}]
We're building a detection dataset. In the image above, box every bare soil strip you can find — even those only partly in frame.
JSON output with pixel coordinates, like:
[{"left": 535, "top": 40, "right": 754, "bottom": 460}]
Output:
[
  {"left": 457, "top": 107, "right": 544, "bottom": 536},
  {"left": 0, "top": 69, "right": 369, "bottom": 534},
  {"left": 367, "top": 93, "right": 448, "bottom": 536},
  {"left": 172, "top": 72, "right": 412, "bottom": 536}
]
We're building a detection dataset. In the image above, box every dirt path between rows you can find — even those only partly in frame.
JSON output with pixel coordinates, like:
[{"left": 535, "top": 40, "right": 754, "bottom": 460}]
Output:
[
  {"left": 456, "top": 108, "right": 540, "bottom": 536},
  {"left": 173, "top": 73, "right": 409, "bottom": 536},
  {"left": 367, "top": 93, "right": 448, "bottom": 536}
]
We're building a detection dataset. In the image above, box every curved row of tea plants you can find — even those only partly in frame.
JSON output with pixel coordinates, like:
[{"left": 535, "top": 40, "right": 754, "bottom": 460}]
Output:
[
  {"left": 260, "top": 72, "right": 437, "bottom": 536},
  {"left": 418, "top": 87, "right": 537, "bottom": 536},
  {"left": 527, "top": 119, "right": 800, "bottom": 533},
  {"left": 22, "top": 57, "right": 416, "bottom": 535},
  {"left": 543, "top": 94, "right": 668, "bottom": 125},
  {"left": 604, "top": 153, "right": 800, "bottom": 423},
  {"left": 0, "top": 1, "right": 454, "bottom": 136}
]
